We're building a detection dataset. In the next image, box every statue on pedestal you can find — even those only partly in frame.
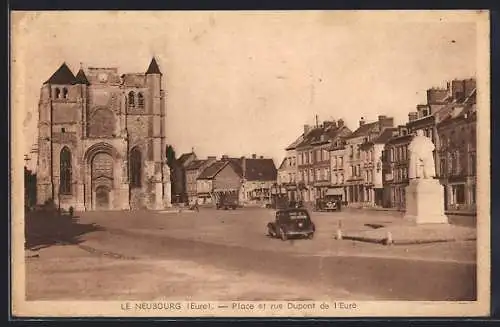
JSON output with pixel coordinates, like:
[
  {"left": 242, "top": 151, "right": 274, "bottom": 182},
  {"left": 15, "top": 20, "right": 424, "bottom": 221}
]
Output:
[
  {"left": 408, "top": 130, "right": 436, "bottom": 180},
  {"left": 404, "top": 129, "right": 447, "bottom": 224}
]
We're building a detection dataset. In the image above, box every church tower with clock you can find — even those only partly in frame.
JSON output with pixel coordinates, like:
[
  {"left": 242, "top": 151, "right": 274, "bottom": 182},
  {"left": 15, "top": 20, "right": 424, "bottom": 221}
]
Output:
[{"left": 36, "top": 58, "right": 172, "bottom": 211}]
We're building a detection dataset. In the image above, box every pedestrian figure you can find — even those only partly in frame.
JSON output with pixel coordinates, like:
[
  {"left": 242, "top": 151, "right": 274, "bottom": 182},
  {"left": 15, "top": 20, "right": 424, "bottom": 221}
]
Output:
[{"left": 69, "top": 206, "right": 74, "bottom": 217}]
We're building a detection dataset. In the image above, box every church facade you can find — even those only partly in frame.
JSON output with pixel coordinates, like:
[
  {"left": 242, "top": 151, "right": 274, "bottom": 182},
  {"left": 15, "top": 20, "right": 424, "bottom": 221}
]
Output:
[{"left": 36, "top": 58, "right": 172, "bottom": 211}]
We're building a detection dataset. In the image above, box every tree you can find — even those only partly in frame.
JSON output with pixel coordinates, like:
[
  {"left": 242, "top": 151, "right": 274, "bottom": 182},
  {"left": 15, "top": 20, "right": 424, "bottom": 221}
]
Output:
[
  {"left": 166, "top": 145, "right": 184, "bottom": 203},
  {"left": 166, "top": 145, "right": 176, "bottom": 168}
]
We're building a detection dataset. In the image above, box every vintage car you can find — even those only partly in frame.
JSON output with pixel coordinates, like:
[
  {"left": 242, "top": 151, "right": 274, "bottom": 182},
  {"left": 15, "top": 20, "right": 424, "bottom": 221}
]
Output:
[
  {"left": 315, "top": 194, "right": 342, "bottom": 212},
  {"left": 216, "top": 193, "right": 239, "bottom": 210},
  {"left": 266, "top": 208, "right": 315, "bottom": 241}
]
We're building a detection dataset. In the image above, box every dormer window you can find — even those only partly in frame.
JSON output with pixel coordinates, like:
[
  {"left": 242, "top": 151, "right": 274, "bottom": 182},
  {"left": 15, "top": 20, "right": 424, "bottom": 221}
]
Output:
[
  {"left": 62, "top": 87, "right": 68, "bottom": 99},
  {"left": 54, "top": 88, "right": 61, "bottom": 99}
]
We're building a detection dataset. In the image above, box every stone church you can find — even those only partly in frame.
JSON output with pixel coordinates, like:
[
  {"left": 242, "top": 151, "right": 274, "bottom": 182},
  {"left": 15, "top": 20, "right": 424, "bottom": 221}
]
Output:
[{"left": 36, "top": 58, "right": 172, "bottom": 211}]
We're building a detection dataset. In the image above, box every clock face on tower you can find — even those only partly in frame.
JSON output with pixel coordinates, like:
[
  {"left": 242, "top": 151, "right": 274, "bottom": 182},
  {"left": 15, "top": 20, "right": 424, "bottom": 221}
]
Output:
[{"left": 98, "top": 73, "right": 108, "bottom": 83}]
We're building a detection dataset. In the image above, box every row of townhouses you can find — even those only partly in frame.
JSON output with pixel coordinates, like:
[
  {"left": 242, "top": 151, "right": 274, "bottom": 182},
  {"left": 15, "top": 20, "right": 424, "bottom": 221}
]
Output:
[
  {"left": 173, "top": 153, "right": 278, "bottom": 206},
  {"left": 278, "top": 78, "right": 477, "bottom": 214}
]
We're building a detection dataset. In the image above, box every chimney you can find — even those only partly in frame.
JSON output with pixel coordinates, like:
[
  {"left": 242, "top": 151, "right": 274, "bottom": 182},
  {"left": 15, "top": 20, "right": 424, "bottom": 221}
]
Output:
[
  {"left": 408, "top": 111, "right": 418, "bottom": 122},
  {"left": 241, "top": 156, "right": 246, "bottom": 179},
  {"left": 359, "top": 117, "right": 366, "bottom": 127},
  {"left": 304, "top": 124, "right": 311, "bottom": 135},
  {"left": 222, "top": 155, "right": 229, "bottom": 160},
  {"left": 252, "top": 154, "right": 257, "bottom": 159},
  {"left": 259, "top": 155, "right": 264, "bottom": 159},
  {"left": 337, "top": 119, "right": 344, "bottom": 127},
  {"left": 427, "top": 87, "right": 448, "bottom": 105},
  {"left": 378, "top": 116, "right": 394, "bottom": 128}
]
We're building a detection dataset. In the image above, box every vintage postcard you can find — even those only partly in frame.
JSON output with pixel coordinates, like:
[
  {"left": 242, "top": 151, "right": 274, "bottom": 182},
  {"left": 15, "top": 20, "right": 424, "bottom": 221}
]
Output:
[{"left": 11, "top": 10, "right": 490, "bottom": 317}]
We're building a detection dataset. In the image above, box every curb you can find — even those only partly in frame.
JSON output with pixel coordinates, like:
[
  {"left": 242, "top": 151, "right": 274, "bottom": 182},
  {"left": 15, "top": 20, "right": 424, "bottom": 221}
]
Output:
[{"left": 341, "top": 235, "right": 477, "bottom": 246}]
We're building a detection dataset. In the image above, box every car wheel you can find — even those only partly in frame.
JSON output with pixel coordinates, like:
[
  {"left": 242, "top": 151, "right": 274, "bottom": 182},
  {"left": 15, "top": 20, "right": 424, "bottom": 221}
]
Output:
[
  {"left": 267, "top": 226, "right": 274, "bottom": 237},
  {"left": 308, "top": 233, "right": 314, "bottom": 239},
  {"left": 280, "top": 228, "right": 287, "bottom": 241}
]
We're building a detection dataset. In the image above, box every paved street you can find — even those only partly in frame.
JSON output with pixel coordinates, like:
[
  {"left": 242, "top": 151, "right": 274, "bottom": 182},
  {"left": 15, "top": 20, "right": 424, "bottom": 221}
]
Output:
[{"left": 25, "top": 207, "right": 476, "bottom": 301}]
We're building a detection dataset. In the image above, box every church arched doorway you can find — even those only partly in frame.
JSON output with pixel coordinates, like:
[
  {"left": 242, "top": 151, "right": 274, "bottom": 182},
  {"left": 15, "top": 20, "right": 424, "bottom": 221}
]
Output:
[
  {"left": 91, "top": 152, "right": 114, "bottom": 210},
  {"left": 95, "top": 185, "right": 110, "bottom": 210}
]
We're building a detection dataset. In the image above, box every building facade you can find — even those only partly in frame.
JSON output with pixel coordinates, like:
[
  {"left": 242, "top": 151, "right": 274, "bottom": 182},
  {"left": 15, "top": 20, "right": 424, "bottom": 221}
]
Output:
[
  {"left": 382, "top": 125, "right": 411, "bottom": 209},
  {"left": 381, "top": 78, "right": 477, "bottom": 213},
  {"left": 296, "top": 120, "right": 351, "bottom": 204},
  {"left": 277, "top": 136, "right": 303, "bottom": 202},
  {"left": 240, "top": 155, "right": 277, "bottom": 205},
  {"left": 196, "top": 160, "right": 242, "bottom": 204},
  {"left": 359, "top": 127, "right": 396, "bottom": 207},
  {"left": 344, "top": 116, "right": 394, "bottom": 207},
  {"left": 36, "top": 59, "right": 171, "bottom": 211},
  {"left": 329, "top": 138, "right": 348, "bottom": 203},
  {"left": 185, "top": 156, "right": 217, "bottom": 204},
  {"left": 436, "top": 84, "right": 477, "bottom": 214}
]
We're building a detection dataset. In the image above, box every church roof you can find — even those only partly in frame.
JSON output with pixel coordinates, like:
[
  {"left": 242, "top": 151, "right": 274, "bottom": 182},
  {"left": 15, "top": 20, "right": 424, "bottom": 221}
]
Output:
[
  {"left": 146, "top": 57, "right": 162, "bottom": 75},
  {"left": 74, "top": 68, "right": 90, "bottom": 85},
  {"left": 44, "top": 62, "right": 76, "bottom": 85}
]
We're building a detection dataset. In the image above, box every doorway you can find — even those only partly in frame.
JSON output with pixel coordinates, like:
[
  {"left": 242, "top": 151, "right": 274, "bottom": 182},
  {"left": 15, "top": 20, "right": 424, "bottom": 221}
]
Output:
[{"left": 95, "top": 186, "right": 110, "bottom": 210}]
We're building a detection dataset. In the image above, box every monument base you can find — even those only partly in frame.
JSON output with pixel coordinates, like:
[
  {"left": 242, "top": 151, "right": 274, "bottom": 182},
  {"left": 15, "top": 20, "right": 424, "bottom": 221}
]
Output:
[{"left": 404, "top": 178, "right": 448, "bottom": 224}]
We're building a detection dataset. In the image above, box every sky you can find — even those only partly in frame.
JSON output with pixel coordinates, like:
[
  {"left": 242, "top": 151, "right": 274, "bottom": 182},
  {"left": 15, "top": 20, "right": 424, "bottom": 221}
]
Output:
[{"left": 11, "top": 11, "right": 480, "bottom": 169}]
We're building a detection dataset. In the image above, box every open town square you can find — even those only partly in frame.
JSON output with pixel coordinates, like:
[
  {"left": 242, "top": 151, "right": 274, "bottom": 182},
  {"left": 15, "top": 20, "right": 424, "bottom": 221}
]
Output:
[
  {"left": 16, "top": 12, "right": 486, "bottom": 313},
  {"left": 25, "top": 206, "right": 476, "bottom": 301}
]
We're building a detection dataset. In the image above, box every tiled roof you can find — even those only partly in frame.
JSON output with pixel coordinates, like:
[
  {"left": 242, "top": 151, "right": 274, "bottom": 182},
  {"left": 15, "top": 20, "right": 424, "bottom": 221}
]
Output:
[
  {"left": 197, "top": 161, "right": 229, "bottom": 180},
  {"left": 185, "top": 159, "right": 207, "bottom": 170},
  {"left": 220, "top": 158, "right": 243, "bottom": 177},
  {"left": 345, "top": 121, "right": 379, "bottom": 139},
  {"left": 44, "top": 63, "right": 76, "bottom": 85},
  {"left": 244, "top": 158, "right": 277, "bottom": 181},
  {"left": 178, "top": 152, "right": 195, "bottom": 166},
  {"left": 296, "top": 125, "right": 349, "bottom": 149},
  {"left": 434, "top": 88, "right": 476, "bottom": 125},
  {"left": 278, "top": 158, "right": 287, "bottom": 170},
  {"left": 386, "top": 133, "right": 413, "bottom": 145},
  {"left": 74, "top": 69, "right": 90, "bottom": 85},
  {"left": 146, "top": 57, "right": 162, "bottom": 75},
  {"left": 373, "top": 128, "right": 397, "bottom": 144},
  {"left": 285, "top": 134, "right": 305, "bottom": 150}
]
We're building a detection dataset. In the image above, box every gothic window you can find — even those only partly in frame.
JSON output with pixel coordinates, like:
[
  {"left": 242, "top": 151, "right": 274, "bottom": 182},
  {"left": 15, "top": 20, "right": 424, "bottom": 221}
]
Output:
[
  {"left": 130, "top": 147, "right": 142, "bottom": 188},
  {"left": 137, "top": 92, "right": 144, "bottom": 107},
  {"left": 128, "top": 91, "right": 135, "bottom": 107},
  {"left": 60, "top": 147, "right": 72, "bottom": 194},
  {"left": 62, "top": 87, "right": 68, "bottom": 99},
  {"left": 54, "top": 88, "right": 61, "bottom": 99}
]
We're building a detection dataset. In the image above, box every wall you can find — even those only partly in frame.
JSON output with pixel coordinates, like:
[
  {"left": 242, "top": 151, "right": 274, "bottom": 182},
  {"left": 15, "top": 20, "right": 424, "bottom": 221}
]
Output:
[{"left": 213, "top": 164, "right": 241, "bottom": 191}]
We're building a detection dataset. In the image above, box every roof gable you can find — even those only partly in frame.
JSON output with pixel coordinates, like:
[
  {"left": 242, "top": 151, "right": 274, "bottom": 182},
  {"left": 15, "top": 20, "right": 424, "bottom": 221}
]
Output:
[
  {"left": 197, "top": 161, "right": 228, "bottom": 180},
  {"left": 45, "top": 63, "right": 76, "bottom": 85},
  {"left": 146, "top": 57, "right": 162, "bottom": 75},
  {"left": 75, "top": 69, "right": 90, "bottom": 85},
  {"left": 345, "top": 122, "right": 379, "bottom": 139},
  {"left": 373, "top": 128, "right": 397, "bottom": 144},
  {"left": 244, "top": 158, "right": 277, "bottom": 181},
  {"left": 178, "top": 152, "right": 196, "bottom": 166}
]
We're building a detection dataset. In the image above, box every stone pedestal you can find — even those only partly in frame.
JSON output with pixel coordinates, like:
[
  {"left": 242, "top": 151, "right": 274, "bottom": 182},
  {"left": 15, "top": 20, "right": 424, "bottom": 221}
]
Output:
[{"left": 404, "top": 179, "right": 448, "bottom": 224}]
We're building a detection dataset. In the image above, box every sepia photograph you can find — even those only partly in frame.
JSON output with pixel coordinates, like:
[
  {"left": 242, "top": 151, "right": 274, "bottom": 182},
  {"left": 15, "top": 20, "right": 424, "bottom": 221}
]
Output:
[{"left": 11, "top": 10, "right": 490, "bottom": 317}]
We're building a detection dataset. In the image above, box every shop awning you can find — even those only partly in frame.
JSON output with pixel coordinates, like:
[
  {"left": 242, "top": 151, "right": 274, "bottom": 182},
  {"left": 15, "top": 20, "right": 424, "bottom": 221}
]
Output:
[{"left": 325, "top": 188, "right": 343, "bottom": 196}]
